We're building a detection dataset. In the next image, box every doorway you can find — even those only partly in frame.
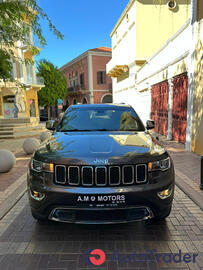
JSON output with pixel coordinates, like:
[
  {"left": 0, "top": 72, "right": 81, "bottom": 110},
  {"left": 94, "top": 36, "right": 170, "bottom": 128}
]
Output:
[
  {"left": 29, "top": 99, "right": 36, "bottom": 117},
  {"left": 3, "top": 95, "right": 17, "bottom": 118}
]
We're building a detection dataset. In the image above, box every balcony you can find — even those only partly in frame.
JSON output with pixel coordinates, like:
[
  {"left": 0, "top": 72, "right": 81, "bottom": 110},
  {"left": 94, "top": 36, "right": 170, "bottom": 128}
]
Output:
[
  {"left": 67, "top": 85, "right": 86, "bottom": 96},
  {"left": 24, "top": 75, "right": 44, "bottom": 89},
  {"left": 107, "top": 59, "right": 129, "bottom": 78}
]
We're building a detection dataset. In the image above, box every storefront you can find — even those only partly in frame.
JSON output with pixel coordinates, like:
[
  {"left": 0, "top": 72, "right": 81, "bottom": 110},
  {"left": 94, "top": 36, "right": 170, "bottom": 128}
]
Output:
[{"left": 0, "top": 86, "right": 40, "bottom": 124}]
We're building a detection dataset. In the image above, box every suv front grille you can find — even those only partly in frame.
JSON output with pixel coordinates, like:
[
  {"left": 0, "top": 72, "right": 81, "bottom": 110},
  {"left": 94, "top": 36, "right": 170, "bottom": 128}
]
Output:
[
  {"left": 54, "top": 165, "right": 147, "bottom": 187},
  {"left": 109, "top": 166, "right": 121, "bottom": 186},
  {"left": 68, "top": 166, "right": 79, "bottom": 185}
]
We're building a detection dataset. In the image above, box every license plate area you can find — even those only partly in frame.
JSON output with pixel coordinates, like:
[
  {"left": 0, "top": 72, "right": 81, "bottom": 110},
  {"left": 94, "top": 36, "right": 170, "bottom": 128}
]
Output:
[{"left": 76, "top": 194, "right": 126, "bottom": 208}]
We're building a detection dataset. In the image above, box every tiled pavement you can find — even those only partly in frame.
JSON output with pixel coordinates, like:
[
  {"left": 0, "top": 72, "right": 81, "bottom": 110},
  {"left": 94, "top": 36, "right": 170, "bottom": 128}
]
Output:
[
  {"left": 0, "top": 135, "right": 40, "bottom": 155},
  {"left": 0, "top": 135, "right": 40, "bottom": 219},
  {"left": 0, "top": 152, "right": 31, "bottom": 220},
  {"left": 0, "top": 187, "right": 202, "bottom": 270},
  {"left": 154, "top": 134, "right": 203, "bottom": 210}
]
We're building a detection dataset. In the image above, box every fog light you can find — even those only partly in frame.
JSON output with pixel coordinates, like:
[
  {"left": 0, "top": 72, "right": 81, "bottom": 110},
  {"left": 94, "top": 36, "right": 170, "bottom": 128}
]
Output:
[
  {"left": 157, "top": 188, "right": 172, "bottom": 199},
  {"left": 30, "top": 190, "right": 45, "bottom": 201}
]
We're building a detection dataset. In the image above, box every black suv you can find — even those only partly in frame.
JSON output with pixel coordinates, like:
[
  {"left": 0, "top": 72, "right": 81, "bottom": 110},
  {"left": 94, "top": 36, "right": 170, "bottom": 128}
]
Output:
[{"left": 27, "top": 104, "right": 175, "bottom": 224}]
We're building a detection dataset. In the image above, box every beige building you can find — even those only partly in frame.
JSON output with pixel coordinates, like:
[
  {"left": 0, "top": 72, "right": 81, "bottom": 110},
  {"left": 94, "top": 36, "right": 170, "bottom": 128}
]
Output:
[
  {"left": 0, "top": 24, "right": 44, "bottom": 125},
  {"left": 107, "top": 0, "right": 203, "bottom": 155},
  {"left": 191, "top": 0, "right": 203, "bottom": 154}
]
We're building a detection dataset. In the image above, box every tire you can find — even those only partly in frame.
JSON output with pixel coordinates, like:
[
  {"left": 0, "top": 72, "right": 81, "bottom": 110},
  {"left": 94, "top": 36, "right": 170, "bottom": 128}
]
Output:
[{"left": 154, "top": 206, "right": 172, "bottom": 220}]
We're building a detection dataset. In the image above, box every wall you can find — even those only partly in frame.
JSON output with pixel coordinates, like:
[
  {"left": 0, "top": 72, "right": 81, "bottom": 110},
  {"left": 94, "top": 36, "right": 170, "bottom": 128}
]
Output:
[
  {"left": 0, "top": 93, "right": 3, "bottom": 117},
  {"left": 192, "top": 18, "right": 203, "bottom": 154},
  {"left": 136, "top": 0, "right": 191, "bottom": 60},
  {"left": 197, "top": 0, "right": 203, "bottom": 21},
  {"left": 92, "top": 54, "right": 112, "bottom": 104},
  {"left": 92, "top": 55, "right": 112, "bottom": 90},
  {"left": 61, "top": 55, "right": 90, "bottom": 106},
  {"left": 136, "top": 22, "right": 191, "bottom": 87},
  {"left": 110, "top": 1, "right": 136, "bottom": 67}
]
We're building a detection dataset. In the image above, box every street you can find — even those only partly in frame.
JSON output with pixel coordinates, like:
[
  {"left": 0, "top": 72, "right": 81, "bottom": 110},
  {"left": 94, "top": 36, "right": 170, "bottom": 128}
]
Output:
[
  {"left": 0, "top": 135, "right": 203, "bottom": 270},
  {"left": 0, "top": 186, "right": 202, "bottom": 270}
]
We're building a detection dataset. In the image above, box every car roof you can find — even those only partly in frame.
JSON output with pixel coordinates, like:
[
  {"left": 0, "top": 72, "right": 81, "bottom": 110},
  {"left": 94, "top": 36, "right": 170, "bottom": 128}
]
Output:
[{"left": 69, "top": 103, "right": 131, "bottom": 109}]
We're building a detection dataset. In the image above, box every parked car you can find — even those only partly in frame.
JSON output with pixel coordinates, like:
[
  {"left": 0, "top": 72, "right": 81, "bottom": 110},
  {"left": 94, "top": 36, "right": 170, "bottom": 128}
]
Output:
[{"left": 27, "top": 104, "right": 175, "bottom": 224}]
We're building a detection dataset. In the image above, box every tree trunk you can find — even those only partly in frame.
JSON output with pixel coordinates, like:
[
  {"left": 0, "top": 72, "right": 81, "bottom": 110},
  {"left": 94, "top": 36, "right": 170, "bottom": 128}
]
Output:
[{"left": 48, "top": 106, "right": 51, "bottom": 120}]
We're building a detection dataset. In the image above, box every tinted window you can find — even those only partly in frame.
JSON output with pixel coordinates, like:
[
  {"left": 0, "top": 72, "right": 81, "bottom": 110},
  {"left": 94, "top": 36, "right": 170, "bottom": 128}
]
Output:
[{"left": 57, "top": 106, "right": 145, "bottom": 132}]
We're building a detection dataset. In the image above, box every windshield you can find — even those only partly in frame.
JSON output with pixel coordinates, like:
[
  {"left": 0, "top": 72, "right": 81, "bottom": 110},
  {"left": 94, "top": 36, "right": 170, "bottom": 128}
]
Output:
[{"left": 56, "top": 106, "right": 145, "bottom": 132}]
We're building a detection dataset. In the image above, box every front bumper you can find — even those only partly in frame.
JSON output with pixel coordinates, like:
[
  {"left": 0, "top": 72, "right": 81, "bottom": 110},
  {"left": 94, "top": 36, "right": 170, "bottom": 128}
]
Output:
[
  {"left": 27, "top": 165, "right": 175, "bottom": 223},
  {"left": 48, "top": 206, "right": 154, "bottom": 224}
]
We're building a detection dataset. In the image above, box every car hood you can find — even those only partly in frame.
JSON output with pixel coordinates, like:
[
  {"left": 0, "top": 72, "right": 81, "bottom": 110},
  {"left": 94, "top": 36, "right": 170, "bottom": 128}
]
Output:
[{"left": 34, "top": 131, "right": 166, "bottom": 165}]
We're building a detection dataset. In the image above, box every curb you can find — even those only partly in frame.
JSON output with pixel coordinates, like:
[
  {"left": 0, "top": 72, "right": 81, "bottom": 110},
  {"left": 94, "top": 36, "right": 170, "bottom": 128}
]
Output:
[
  {"left": 0, "top": 175, "right": 27, "bottom": 221},
  {"left": 175, "top": 171, "right": 203, "bottom": 211}
]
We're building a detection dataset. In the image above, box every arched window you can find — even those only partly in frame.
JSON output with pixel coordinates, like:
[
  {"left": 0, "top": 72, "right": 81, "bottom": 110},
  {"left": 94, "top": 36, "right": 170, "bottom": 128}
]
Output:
[
  {"left": 101, "top": 94, "right": 112, "bottom": 103},
  {"left": 82, "top": 97, "right": 87, "bottom": 104}
]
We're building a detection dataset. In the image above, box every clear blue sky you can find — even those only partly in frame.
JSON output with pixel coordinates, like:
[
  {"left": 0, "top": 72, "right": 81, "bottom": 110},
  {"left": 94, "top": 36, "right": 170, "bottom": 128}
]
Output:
[{"left": 35, "top": 0, "right": 129, "bottom": 68}]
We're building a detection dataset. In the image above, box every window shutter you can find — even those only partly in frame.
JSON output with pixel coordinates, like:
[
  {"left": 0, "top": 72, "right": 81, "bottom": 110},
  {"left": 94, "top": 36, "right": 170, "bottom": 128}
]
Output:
[
  {"left": 97, "top": 72, "right": 100, "bottom": 84},
  {"left": 103, "top": 71, "right": 106, "bottom": 84}
]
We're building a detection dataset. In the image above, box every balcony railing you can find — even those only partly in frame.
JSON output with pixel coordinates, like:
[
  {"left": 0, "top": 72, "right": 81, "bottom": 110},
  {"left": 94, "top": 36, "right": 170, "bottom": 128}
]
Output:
[
  {"left": 68, "top": 85, "right": 85, "bottom": 92},
  {"left": 24, "top": 75, "right": 44, "bottom": 86}
]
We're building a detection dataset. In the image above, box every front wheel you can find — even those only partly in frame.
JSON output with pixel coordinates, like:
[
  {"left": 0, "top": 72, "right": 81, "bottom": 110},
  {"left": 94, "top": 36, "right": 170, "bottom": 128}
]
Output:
[{"left": 154, "top": 206, "right": 172, "bottom": 220}]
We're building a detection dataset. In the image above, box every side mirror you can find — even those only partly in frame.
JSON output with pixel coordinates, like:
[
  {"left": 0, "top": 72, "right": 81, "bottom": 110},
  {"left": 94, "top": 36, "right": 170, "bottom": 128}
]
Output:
[
  {"left": 46, "top": 120, "right": 56, "bottom": 130},
  {"left": 146, "top": 120, "right": 155, "bottom": 130}
]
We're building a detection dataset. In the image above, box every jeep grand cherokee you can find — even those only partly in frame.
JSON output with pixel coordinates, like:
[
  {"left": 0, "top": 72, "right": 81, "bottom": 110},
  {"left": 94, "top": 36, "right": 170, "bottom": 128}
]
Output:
[{"left": 27, "top": 104, "right": 175, "bottom": 223}]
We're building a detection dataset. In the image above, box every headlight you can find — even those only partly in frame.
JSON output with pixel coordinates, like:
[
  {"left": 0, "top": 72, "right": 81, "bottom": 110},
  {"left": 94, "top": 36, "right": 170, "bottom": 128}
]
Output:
[
  {"left": 31, "top": 159, "right": 54, "bottom": 173},
  {"left": 148, "top": 157, "right": 170, "bottom": 172}
]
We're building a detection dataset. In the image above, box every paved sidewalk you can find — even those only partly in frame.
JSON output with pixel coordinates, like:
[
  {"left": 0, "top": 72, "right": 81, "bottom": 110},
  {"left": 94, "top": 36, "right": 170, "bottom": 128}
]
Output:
[
  {"left": 0, "top": 152, "right": 30, "bottom": 220},
  {"left": 0, "top": 135, "right": 40, "bottom": 154},
  {"left": 153, "top": 133, "right": 203, "bottom": 210},
  {"left": 0, "top": 136, "right": 40, "bottom": 219}
]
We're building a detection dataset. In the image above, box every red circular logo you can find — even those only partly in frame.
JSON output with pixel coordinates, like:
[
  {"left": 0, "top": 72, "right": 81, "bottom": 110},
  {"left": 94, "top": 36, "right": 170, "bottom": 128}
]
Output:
[{"left": 89, "top": 249, "right": 106, "bottom": 266}]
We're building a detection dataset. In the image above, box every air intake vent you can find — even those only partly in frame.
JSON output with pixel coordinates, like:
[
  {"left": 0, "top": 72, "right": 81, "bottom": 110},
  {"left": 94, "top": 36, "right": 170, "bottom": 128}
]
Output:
[
  {"left": 123, "top": 165, "right": 134, "bottom": 184},
  {"left": 95, "top": 166, "right": 107, "bottom": 186},
  {"left": 55, "top": 165, "right": 66, "bottom": 184},
  {"left": 82, "top": 166, "right": 93, "bottom": 186},
  {"left": 68, "top": 166, "right": 79, "bottom": 185},
  {"left": 109, "top": 166, "right": 121, "bottom": 185},
  {"left": 136, "top": 164, "right": 147, "bottom": 183}
]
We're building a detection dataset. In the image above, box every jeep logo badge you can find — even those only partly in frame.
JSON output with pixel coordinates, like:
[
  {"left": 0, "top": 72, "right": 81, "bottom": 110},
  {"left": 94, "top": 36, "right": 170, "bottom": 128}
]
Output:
[{"left": 93, "top": 158, "right": 108, "bottom": 164}]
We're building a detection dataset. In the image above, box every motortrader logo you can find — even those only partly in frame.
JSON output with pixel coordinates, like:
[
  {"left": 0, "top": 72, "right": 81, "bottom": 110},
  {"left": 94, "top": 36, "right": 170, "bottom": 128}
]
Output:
[
  {"left": 86, "top": 249, "right": 106, "bottom": 266},
  {"left": 85, "top": 249, "right": 198, "bottom": 266}
]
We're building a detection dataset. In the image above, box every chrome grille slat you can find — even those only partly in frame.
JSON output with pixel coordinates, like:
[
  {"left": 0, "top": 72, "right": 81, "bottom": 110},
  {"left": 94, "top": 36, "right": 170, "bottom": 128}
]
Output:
[
  {"left": 55, "top": 165, "right": 66, "bottom": 184},
  {"left": 95, "top": 166, "right": 107, "bottom": 186},
  {"left": 109, "top": 166, "right": 121, "bottom": 186},
  {"left": 82, "top": 166, "right": 94, "bottom": 186},
  {"left": 68, "top": 166, "right": 80, "bottom": 185},
  {"left": 136, "top": 164, "right": 147, "bottom": 183},
  {"left": 122, "top": 165, "right": 134, "bottom": 185}
]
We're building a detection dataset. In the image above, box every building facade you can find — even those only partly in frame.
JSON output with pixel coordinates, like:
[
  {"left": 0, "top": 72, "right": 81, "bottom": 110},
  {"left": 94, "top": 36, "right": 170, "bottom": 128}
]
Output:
[
  {"left": 0, "top": 20, "right": 44, "bottom": 125},
  {"left": 107, "top": 0, "right": 203, "bottom": 154},
  {"left": 60, "top": 47, "right": 112, "bottom": 107}
]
